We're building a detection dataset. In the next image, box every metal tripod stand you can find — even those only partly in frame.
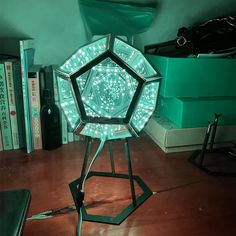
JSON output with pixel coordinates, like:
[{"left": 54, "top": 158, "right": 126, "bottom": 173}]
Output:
[{"left": 69, "top": 136, "right": 153, "bottom": 225}]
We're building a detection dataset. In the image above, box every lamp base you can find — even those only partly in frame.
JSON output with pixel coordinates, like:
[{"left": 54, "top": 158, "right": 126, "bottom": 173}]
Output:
[
  {"left": 69, "top": 171, "right": 153, "bottom": 225},
  {"left": 69, "top": 137, "right": 153, "bottom": 225}
]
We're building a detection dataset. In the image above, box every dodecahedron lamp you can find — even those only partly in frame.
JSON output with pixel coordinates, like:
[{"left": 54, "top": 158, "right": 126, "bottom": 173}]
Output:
[
  {"left": 56, "top": 34, "right": 161, "bottom": 226},
  {"left": 56, "top": 35, "right": 160, "bottom": 140}
]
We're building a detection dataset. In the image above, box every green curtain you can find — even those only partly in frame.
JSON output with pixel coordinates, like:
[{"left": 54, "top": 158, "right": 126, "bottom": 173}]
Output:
[{"left": 79, "top": 0, "right": 158, "bottom": 36}]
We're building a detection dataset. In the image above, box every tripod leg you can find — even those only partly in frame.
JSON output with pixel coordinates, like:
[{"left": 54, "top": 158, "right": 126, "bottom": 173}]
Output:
[
  {"left": 209, "top": 113, "right": 221, "bottom": 152},
  {"left": 199, "top": 122, "right": 213, "bottom": 166},
  {"left": 108, "top": 140, "right": 115, "bottom": 174},
  {"left": 124, "top": 139, "right": 137, "bottom": 207}
]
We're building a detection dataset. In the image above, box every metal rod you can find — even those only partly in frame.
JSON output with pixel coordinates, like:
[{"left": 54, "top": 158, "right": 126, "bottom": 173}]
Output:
[
  {"left": 199, "top": 122, "right": 213, "bottom": 166},
  {"left": 124, "top": 139, "right": 137, "bottom": 206},
  {"left": 79, "top": 136, "right": 92, "bottom": 191},
  {"left": 209, "top": 113, "right": 221, "bottom": 152},
  {"left": 108, "top": 140, "right": 115, "bottom": 174}
]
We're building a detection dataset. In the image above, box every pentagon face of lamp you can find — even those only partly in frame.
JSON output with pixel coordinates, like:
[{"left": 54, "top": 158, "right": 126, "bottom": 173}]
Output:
[{"left": 56, "top": 35, "right": 161, "bottom": 141}]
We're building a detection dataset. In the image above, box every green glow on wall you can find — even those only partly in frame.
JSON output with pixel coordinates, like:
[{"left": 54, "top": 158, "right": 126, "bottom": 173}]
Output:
[{"left": 56, "top": 35, "right": 161, "bottom": 140}]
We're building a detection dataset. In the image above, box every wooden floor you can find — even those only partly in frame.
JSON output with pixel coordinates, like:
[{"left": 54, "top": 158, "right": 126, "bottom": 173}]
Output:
[{"left": 1, "top": 136, "right": 236, "bottom": 236}]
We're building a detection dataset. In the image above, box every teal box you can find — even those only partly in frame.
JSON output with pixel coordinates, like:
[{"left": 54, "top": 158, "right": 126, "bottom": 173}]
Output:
[
  {"left": 147, "top": 54, "right": 236, "bottom": 97},
  {"left": 157, "top": 96, "right": 236, "bottom": 128}
]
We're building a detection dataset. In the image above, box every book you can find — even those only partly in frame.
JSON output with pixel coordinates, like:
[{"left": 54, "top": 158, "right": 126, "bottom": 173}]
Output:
[
  {"left": 20, "top": 39, "right": 35, "bottom": 153},
  {"left": 0, "top": 126, "right": 3, "bottom": 151},
  {"left": 56, "top": 74, "right": 70, "bottom": 145},
  {"left": 0, "top": 63, "right": 13, "bottom": 150},
  {"left": 68, "top": 131, "right": 74, "bottom": 143},
  {"left": 28, "top": 65, "right": 42, "bottom": 150},
  {"left": 61, "top": 113, "right": 68, "bottom": 144},
  {"left": 13, "top": 61, "right": 26, "bottom": 149},
  {"left": 52, "top": 66, "right": 59, "bottom": 103},
  {"left": 4, "top": 60, "right": 20, "bottom": 149},
  {"left": 52, "top": 66, "right": 68, "bottom": 145}
]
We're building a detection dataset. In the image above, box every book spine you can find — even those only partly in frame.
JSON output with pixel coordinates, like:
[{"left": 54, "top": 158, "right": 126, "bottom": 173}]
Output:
[
  {"left": 0, "top": 64, "right": 13, "bottom": 150},
  {"left": 53, "top": 69, "right": 68, "bottom": 145},
  {"left": 13, "top": 62, "right": 26, "bottom": 148},
  {"left": 68, "top": 131, "right": 74, "bottom": 142},
  {"left": 61, "top": 113, "right": 68, "bottom": 144},
  {"left": 0, "top": 125, "right": 3, "bottom": 151},
  {"left": 4, "top": 61, "right": 20, "bottom": 149},
  {"left": 20, "top": 40, "right": 34, "bottom": 153},
  {"left": 28, "top": 74, "right": 42, "bottom": 150},
  {"left": 52, "top": 68, "right": 59, "bottom": 103}
]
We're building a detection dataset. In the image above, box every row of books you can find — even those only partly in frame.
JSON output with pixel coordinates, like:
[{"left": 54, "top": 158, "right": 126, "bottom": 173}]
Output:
[
  {"left": 0, "top": 39, "right": 83, "bottom": 153},
  {"left": 43, "top": 65, "right": 84, "bottom": 148},
  {"left": 0, "top": 58, "right": 23, "bottom": 151}
]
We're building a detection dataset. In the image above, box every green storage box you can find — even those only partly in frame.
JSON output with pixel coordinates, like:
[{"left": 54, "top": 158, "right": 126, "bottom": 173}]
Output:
[
  {"left": 147, "top": 54, "right": 236, "bottom": 97},
  {"left": 157, "top": 96, "right": 236, "bottom": 128}
]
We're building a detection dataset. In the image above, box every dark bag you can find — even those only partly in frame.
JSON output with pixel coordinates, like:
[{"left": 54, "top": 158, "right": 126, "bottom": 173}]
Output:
[{"left": 145, "top": 16, "right": 236, "bottom": 57}]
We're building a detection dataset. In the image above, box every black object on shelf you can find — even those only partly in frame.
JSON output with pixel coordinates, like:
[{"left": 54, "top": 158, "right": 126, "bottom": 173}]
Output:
[
  {"left": 0, "top": 189, "right": 31, "bottom": 236},
  {"left": 145, "top": 16, "right": 236, "bottom": 57},
  {"left": 41, "top": 89, "right": 62, "bottom": 150},
  {"left": 188, "top": 113, "right": 236, "bottom": 177}
]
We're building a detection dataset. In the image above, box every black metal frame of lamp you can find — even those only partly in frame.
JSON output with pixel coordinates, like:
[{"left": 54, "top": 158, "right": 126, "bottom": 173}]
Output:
[{"left": 69, "top": 136, "right": 153, "bottom": 225}]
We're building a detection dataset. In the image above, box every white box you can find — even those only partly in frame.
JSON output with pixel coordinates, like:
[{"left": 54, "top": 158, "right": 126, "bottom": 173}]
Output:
[{"left": 145, "top": 115, "right": 236, "bottom": 153}]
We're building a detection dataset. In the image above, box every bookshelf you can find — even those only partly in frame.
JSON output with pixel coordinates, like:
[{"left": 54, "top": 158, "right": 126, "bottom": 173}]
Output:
[{"left": 0, "top": 38, "right": 83, "bottom": 153}]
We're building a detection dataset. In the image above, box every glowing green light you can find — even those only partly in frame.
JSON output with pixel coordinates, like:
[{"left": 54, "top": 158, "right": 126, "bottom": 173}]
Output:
[
  {"left": 77, "top": 58, "right": 138, "bottom": 119},
  {"left": 56, "top": 35, "right": 161, "bottom": 140},
  {"left": 59, "top": 37, "right": 107, "bottom": 75},
  {"left": 57, "top": 77, "right": 81, "bottom": 129},
  {"left": 113, "top": 38, "right": 156, "bottom": 77}
]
